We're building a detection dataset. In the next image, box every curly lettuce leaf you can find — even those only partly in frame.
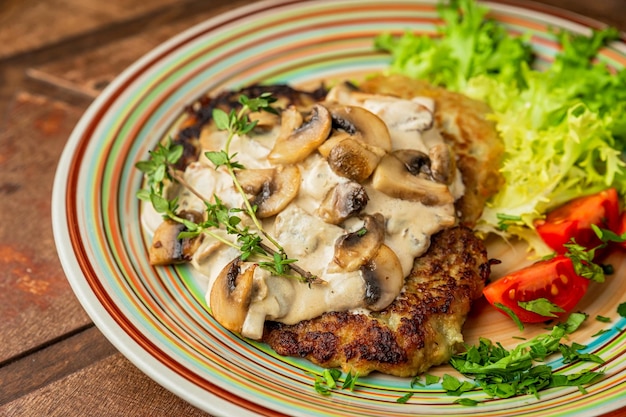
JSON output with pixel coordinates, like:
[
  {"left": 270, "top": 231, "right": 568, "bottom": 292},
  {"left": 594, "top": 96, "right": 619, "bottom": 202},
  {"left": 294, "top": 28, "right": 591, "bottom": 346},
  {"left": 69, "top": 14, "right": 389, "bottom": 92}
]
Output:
[
  {"left": 473, "top": 77, "right": 626, "bottom": 238},
  {"left": 375, "top": 0, "right": 531, "bottom": 91}
]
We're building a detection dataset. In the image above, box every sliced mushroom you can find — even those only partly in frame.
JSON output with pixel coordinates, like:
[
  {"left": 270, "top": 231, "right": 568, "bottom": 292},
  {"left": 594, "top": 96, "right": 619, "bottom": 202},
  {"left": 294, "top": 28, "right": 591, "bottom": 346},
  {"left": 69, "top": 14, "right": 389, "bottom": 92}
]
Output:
[
  {"left": 360, "top": 244, "right": 404, "bottom": 311},
  {"left": 235, "top": 168, "right": 275, "bottom": 194},
  {"left": 327, "top": 104, "right": 392, "bottom": 152},
  {"left": 316, "top": 181, "right": 369, "bottom": 225},
  {"left": 326, "top": 137, "right": 382, "bottom": 182},
  {"left": 363, "top": 97, "right": 434, "bottom": 134},
  {"left": 235, "top": 165, "right": 301, "bottom": 218},
  {"left": 209, "top": 257, "right": 255, "bottom": 334},
  {"left": 249, "top": 110, "right": 280, "bottom": 130},
  {"left": 392, "top": 149, "right": 432, "bottom": 177},
  {"left": 325, "top": 81, "right": 362, "bottom": 104},
  {"left": 327, "top": 82, "right": 434, "bottom": 133},
  {"left": 317, "top": 131, "right": 350, "bottom": 158},
  {"left": 268, "top": 104, "right": 332, "bottom": 164},
  {"left": 149, "top": 210, "right": 204, "bottom": 265},
  {"left": 428, "top": 143, "right": 456, "bottom": 185},
  {"left": 329, "top": 213, "right": 385, "bottom": 272},
  {"left": 371, "top": 152, "right": 454, "bottom": 206}
]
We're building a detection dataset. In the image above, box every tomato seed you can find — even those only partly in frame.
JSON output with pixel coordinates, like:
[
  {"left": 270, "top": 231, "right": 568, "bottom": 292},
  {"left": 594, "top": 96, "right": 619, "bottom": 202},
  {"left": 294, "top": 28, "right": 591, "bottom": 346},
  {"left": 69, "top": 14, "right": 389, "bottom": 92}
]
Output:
[
  {"left": 551, "top": 284, "right": 559, "bottom": 296},
  {"left": 559, "top": 274, "right": 568, "bottom": 284}
]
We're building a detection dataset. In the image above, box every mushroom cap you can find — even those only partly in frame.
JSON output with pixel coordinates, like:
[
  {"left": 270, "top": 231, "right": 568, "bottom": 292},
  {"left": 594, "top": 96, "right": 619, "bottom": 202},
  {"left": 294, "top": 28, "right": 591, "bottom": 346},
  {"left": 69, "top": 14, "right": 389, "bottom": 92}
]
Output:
[
  {"left": 235, "top": 168, "right": 275, "bottom": 195},
  {"left": 268, "top": 104, "right": 332, "bottom": 165},
  {"left": 149, "top": 210, "right": 204, "bottom": 265},
  {"left": 316, "top": 181, "right": 369, "bottom": 225},
  {"left": 326, "top": 137, "right": 382, "bottom": 183},
  {"left": 428, "top": 143, "right": 456, "bottom": 185},
  {"left": 236, "top": 165, "right": 301, "bottom": 218},
  {"left": 392, "top": 149, "right": 432, "bottom": 177},
  {"left": 327, "top": 104, "right": 392, "bottom": 152},
  {"left": 360, "top": 243, "right": 404, "bottom": 311},
  {"left": 372, "top": 152, "right": 454, "bottom": 206},
  {"left": 330, "top": 213, "right": 385, "bottom": 272},
  {"left": 209, "top": 257, "right": 255, "bottom": 334}
]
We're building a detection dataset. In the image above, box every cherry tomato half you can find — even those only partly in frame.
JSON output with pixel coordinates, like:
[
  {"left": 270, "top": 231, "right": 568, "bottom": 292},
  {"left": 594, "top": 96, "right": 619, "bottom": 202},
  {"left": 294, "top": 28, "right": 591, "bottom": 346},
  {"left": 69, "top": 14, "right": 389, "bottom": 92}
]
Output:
[
  {"left": 534, "top": 188, "right": 620, "bottom": 253},
  {"left": 483, "top": 255, "right": 589, "bottom": 323}
]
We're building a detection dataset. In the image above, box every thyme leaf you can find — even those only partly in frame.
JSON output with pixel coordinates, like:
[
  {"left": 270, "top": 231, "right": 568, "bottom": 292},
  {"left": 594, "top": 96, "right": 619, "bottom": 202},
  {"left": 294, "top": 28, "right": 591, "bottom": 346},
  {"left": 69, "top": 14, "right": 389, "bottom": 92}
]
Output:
[{"left": 136, "top": 93, "right": 316, "bottom": 283}]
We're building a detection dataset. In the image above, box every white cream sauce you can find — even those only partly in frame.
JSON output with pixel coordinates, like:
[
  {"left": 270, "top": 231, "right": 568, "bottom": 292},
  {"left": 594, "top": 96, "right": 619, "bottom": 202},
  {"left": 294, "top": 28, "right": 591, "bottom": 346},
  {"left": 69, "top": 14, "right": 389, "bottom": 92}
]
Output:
[{"left": 144, "top": 90, "right": 466, "bottom": 340}]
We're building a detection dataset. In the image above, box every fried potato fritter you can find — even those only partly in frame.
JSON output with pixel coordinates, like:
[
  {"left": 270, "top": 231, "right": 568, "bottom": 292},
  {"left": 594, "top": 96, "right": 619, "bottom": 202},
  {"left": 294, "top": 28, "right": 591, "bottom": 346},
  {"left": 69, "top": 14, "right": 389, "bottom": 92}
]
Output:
[
  {"left": 261, "top": 75, "right": 502, "bottom": 376},
  {"left": 262, "top": 226, "right": 490, "bottom": 377}
]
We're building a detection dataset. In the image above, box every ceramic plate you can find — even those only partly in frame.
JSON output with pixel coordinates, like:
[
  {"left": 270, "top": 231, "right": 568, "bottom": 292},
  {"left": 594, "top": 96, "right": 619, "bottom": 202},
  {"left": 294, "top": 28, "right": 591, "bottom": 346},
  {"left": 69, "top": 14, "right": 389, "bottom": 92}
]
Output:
[{"left": 52, "top": 1, "right": 626, "bottom": 415}]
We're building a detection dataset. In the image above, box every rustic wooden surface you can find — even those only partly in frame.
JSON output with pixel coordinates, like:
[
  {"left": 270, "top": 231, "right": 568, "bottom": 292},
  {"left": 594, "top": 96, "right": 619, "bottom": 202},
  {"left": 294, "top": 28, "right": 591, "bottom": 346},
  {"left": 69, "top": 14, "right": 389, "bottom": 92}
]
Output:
[{"left": 0, "top": 0, "right": 624, "bottom": 416}]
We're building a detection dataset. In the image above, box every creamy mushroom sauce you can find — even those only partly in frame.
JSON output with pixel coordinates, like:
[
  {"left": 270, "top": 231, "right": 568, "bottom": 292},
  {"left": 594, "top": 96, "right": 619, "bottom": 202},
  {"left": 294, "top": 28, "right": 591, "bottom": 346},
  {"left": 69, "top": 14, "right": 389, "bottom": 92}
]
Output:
[{"left": 143, "top": 90, "right": 465, "bottom": 340}]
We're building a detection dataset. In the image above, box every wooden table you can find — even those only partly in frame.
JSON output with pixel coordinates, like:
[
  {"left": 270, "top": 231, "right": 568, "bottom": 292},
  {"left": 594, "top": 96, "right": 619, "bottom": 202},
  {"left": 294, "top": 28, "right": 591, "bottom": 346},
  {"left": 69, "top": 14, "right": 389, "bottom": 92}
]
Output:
[{"left": 0, "top": 1, "right": 624, "bottom": 416}]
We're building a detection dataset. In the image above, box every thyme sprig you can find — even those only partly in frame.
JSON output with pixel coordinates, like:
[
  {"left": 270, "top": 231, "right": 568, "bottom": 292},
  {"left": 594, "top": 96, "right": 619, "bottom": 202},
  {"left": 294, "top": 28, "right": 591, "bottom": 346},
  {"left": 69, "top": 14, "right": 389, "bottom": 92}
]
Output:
[
  {"left": 136, "top": 93, "right": 317, "bottom": 283},
  {"left": 206, "top": 93, "right": 286, "bottom": 255}
]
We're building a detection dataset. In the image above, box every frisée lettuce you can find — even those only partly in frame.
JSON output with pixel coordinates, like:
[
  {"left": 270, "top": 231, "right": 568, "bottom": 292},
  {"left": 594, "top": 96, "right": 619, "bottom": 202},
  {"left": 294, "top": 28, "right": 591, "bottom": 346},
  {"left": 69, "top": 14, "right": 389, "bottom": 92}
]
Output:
[{"left": 375, "top": 0, "right": 626, "bottom": 249}]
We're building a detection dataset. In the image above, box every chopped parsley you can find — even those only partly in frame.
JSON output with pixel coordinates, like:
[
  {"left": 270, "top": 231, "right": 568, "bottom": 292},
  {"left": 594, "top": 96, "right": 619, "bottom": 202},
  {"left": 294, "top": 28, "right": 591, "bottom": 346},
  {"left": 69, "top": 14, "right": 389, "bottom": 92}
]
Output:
[
  {"left": 396, "top": 392, "right": 414, "bottom": 404},
  {"left": 518, "top": 298, "right": 565, "bottom": 318},
  {"left": 595, "top": 315, "right": 611, "bottom": 323},
  {"left": 309, "top": 369, "right": 359, "bottom": 396},
  {"left": 448, "top": 314, "right": 604, "bottom": 401},
  {"left": 494, "top": 302, "right": 524, "bottom": 331}
]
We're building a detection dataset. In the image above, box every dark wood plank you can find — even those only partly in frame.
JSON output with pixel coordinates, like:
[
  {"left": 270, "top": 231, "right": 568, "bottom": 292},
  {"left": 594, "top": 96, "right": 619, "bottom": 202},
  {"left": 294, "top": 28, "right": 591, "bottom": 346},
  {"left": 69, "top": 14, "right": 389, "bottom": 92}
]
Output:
[
  {"left": 0, "top": 92, "right": 91, "bottom": 363},
  {"left": 0, "top": 353, "right": 212, "bottom": 416},
  {"left": 531, "top": 0, "right": 626, "bottom": 31},
  {"left": 0, "top": 326, "right": 117, "bottom": 404},
  {"left": 24, "top": 0, "right": 251, "bottom": 99},
  {"left": 0, "top": 0, "right": 198, "bottom": 59}
]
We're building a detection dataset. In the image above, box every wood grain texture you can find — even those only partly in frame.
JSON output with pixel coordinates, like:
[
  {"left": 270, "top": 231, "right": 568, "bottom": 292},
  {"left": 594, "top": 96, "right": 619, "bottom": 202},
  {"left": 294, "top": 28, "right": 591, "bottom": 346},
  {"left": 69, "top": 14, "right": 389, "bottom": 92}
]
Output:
[
  {"left": 26, "top": 0, "right": 248, "bottom": 98},
  {"left": 0, "top": 326, "right": 116, "bottom": 403},
  {"left": 527, "top": 0, "right": 626, "bottom": 31},
  {"left": 0, "top": 0, "right": 193, "bottom": 59},
  {"left": 0, "top": 353, "right": 212, "bottom": 417},
  {"left": 0, "top": 92, "right": 91, "bottom": 364}
]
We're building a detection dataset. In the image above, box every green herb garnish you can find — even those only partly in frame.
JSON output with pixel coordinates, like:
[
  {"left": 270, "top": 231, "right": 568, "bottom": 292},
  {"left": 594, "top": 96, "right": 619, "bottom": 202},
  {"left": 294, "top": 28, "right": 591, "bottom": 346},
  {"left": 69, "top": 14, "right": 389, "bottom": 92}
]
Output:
[
  {"left": 518, "top": 298, "right": 565, "bottom": 318},
  {"left": 310, "top": 369, "right": 342, "bottom": 396},
  {"left": 309, "top": 369, "right": 359, "bottom": 396},
  {"left": 454, "top": 398, "right": 479, "bottom": 406},
  {"left": 494, "top": 302, "right": 524, "bottom": 331},
  {"left": 592, "top": 329, "right": 610, "bottom": 337},
  {"left": 496, "top": 213, "right": 524, "bottom": 231},
  {"left": 425, "top": 374, "right": 441, "bottom": 385},
  {"left": 449, "top": 314, "right": 604, "bottom": 401},
  {"left": 342, "top": 371, "right": 360, "bottom": 391},
  {"left": 136, "top": 93, "right": 317, "bottom": 283},
  {"left": 396, "top": 392, "right": 414, "bottom": 404}
]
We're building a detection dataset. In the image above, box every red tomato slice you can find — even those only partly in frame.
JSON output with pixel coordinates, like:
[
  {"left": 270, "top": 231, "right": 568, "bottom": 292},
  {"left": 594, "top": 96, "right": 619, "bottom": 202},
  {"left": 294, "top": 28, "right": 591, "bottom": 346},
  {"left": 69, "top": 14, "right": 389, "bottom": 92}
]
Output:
[
  {"left": 483, "top": 255, "right": 589, "bottom": 323},
  {"left": 534, "top": 188, "right": 619, "bottom": 253}
]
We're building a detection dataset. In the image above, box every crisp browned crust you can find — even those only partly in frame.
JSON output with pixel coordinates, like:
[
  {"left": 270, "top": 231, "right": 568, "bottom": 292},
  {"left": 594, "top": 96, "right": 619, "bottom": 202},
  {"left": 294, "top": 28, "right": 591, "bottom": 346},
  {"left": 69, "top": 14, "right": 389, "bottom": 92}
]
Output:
[
  {"left": 357, "top": 74, "right": 504, "bottom": 226},
  {"left": 262, "top": 226, "right": 490, "bottom": 377}
]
